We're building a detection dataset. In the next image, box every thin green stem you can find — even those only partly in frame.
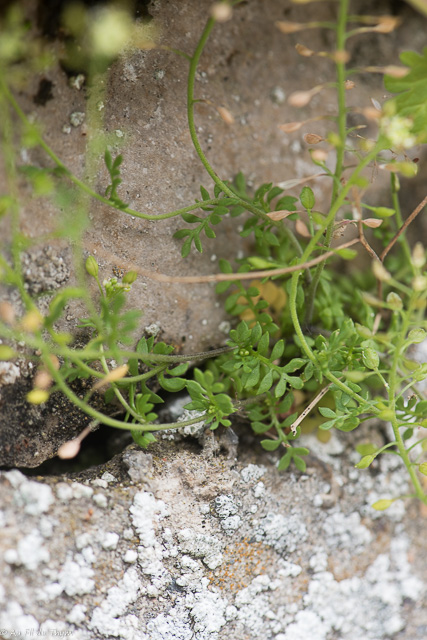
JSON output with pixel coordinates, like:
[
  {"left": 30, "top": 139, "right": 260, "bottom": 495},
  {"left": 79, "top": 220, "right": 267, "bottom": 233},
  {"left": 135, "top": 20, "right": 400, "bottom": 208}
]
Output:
[
  {"left": 387, "top": 295, "right": 427, "bottom": 502},
  {"left": 41, "top": 342, "right": 213, "bottom": 432},
  {"left": 98, "top": 347, "right": 149, "bottom": 424},
  {"left": 0, "top": 77, "right": 232, "bottom": 221},
  {"left": 305, "top": 0, "right": 349, "bottom": 324},
  {"left": 289, "top": 141, "right": 384, "bottom": 382},
  {"left": 186, "top": 16, "right": 304, "bottom": 258},
  {"left": 0, "top": 320, "right": 236, "bottom": 363},
  {"left": 390, "top": 173, "right": 414, "bottom": 272},
  {"left": 407, "top": 437, "right": 427, "bottom": 453},
  {"left": 0, "top": 91, "right": 34, "bottom": 311}
]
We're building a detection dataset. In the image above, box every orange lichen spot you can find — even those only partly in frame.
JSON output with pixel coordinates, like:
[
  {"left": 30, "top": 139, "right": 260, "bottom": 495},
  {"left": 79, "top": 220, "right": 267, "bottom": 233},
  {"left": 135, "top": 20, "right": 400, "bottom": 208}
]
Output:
[{"left": 207, "top": 537, "right": 275, "bottom": 593}]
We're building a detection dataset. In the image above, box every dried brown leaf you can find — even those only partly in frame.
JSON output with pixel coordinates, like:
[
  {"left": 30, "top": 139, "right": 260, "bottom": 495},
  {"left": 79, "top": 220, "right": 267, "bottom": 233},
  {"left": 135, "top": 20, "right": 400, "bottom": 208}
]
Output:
[
  {"left": 362, "top": 218, "right": 383, "bottom": 228},
  {"left": 278, "top": 122, "right": 303, "bottom": 133},
  {"left": 267, "top": 210, "right": 295, "bottom": 221},
  {"left": 295, "top": 219, "right": 311, "bottom": 237}
]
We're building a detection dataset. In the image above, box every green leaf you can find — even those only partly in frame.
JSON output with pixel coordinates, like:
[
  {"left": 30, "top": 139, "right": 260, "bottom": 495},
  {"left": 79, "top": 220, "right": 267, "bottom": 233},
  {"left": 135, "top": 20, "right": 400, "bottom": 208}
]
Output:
[
  {"left": 371, "top": 499, "right": 393, "bottom": 511},
  {"left": 318, "top": 419, "right": 336, "bottom": 430},
  {"left": 283, "top": 358, "right": 305, "bottom": 373},
  {"left": 132, "top": 430, "right": 156, "bottom": 448},
  {"left": 251, "top": 323, "right": 263, "bottom": 345},
  {"left": 181, "top": 213, "right": 201, "bottom": 224},
  {"left": 104, "top": 387, "right": 115, "bottom": 404},
  {"left": 303, "top": 361, "right": 314, "bottom": 382},
  {"left": 245, "top": 364, "right": 261, "bottom": 388},
  {"left": 293, "top": 455, "right": 307, "bottom": 472},
  {"left": 215, "top": 393, "right": 234, "bottom": 414},
  {"left": 194, "top": 234, "right": 203, "bottom": 253},
  {"left": 271, "top": 339, "right": 285, "bottom": 361},
  {"left": 335, "top": 248, "right": 357, "bottom": 260},
  {"left": 169, "top": 363, "right": 188, "bottom": 377},
  {"left": 336, "top": 416, "right": 360, "bottom": 432},
  {"left": 258, "top": 370, "right": 274, "bottom": 394},
  {"left": 173, "top": 229, "right": 191, "bottom": 239},
  {"left": 234, "top": 171, "right": 246, "bottom": 194},
  {"left": 370, "top": 206, "right": 395, "bottom": 218},
  {"left": 277, "top": 452, "right": 291, "bottom": 470},
  {"left": 356, "top": 443, "right": 378, "bottom": 456},
  {"left": 200, "top": 185, "right": 210, "bottom": 200},
  {"left": 319, "top": 406, "right": 336, "bottom": 418},
  {"left": 408, "top": 328, "right": 426, "bottom": 344},
  {"left": 159, "top": 376, "right": 187, "bottom": 392},
  {"left": 402, "top": 428, "right": 414, "bottom": 441},
  {"left": 216, "top": 281, "right": 231, "bottom": 294},
  {"left": 275, "top": 376, "right": 287, "bottom": 398},
  {"left": 285, "top": 375, "right": 303, "bottom": 389},
  {"left": 252, "top": 421, "right": 272, "bottom": 434},
  {"left": 104, "top": 149, "right": 112, "bottom": 170},
  {"left": 266, "top": 186, "right": 283, "bottom": 204},
  {"left": 219, "top": 258, "right": 233, "bottom": 274},
  {"left": 419, "top": 462, "right": 427, "bottom": 476},
  {"left": 292, "top": 447, "right": 310, "bottom": 456},
  {"left": 275, "top": 195, "right": 298, "bottom": 211},
  {"left": 181, "top": 237, "right": 192, "bottom": 258},
  {"left": 264, "top": 231, "right": 280, "bottom": 246},
  {"left": 384, "top": 47, "right": 427, "bottom": 135},
  {"left": 257, "top": 332, "right": 270, "bottom": 356},
  {"left": 355, "top": 454, "right": 375, "bottom": 469},
  {"left": 247, "top": 256, "right": 279, "bottom": 270},
  {"left": 260, "top": 439, "right": 281, "bottom": 451},
  {"left": 415, "top": 400, "right": 427, "bottom": 416}
]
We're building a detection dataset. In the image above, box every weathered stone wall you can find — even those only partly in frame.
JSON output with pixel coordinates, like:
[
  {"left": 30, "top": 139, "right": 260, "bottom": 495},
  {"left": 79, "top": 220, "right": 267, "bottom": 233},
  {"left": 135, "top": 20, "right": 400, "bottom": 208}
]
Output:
[{"left": 1, "top": 2, "right": 427, "bottom": 638}]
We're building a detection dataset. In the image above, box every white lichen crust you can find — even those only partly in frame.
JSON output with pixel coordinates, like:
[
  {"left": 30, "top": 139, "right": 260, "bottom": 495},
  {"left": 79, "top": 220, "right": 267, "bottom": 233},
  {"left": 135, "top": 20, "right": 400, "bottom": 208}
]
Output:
[{"left": 0, "top": 445, "right": 425, "bottom": 640}]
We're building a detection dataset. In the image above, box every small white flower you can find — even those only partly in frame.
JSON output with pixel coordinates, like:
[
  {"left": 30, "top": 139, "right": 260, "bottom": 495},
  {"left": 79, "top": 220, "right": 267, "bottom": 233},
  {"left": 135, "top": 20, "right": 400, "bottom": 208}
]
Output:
[
  {"left": 381, "top": 115, "right": 416, "bottom": 150},
  {"left": 90, "top": 7, "right": 132, "bottom": 58}
]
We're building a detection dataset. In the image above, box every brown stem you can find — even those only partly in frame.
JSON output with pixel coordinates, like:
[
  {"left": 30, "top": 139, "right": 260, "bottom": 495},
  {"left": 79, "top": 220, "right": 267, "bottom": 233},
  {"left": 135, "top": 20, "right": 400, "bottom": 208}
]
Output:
[
  {"left": 380, "top": 195, "right": 427, "bottom": 262},
  {"left": 85, "top": 237, "right": 360, "bottom": 285}
]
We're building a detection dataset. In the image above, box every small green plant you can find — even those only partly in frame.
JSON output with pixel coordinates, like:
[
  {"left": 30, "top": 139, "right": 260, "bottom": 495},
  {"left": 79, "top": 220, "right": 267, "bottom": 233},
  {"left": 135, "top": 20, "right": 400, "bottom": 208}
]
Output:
[{"left": 1, "top": 0, "right": 427, "bottom": 509}]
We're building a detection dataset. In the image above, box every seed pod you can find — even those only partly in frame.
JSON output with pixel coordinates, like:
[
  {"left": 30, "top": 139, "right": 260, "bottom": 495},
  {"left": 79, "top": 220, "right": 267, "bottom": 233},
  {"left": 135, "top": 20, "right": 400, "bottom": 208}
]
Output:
[
  {"left": 278, "top": 122, "right": 302, "bottom": 133},
  {"left": 216, "top": 106, "right": 235, "bottom": 125},
  {"left": 122, "top": 270, "right": 138, "bottom": 284},
  {"left": 57, "top": 439, "right": 81, "bottom": 459},
  {"left": 27, "top": 389, "right": 49, "bottom": 405},
  {"left": 311, "top": 149, "right": 328, "bottom": 162},
  {"left": 85, "top": 255, "right": 99, "bottom": 277},
  {"left": 21, "top": 310, "right": 43, "bottom": 332},
  {"left": 276, "top": 21, "right": 305, "bottom": 34},
  {"left": 0, "top": 301, "right": 15, "bottom": 324},
  {"left": 372, "top": 260, "right": 391, "bottom": 282},
  {"left": 33, "top": 370, "right": 53, "bottom": 390},
  {"left": 411, "top": 243, "right": 426, "bottom": 269},
  {"left": 295, "top": 43, "right": 315, "bottom": 57},
  {"left": 93, "top": 364, "right": 129, "bottom": 389},
  {"left": 374, "top": 16, "right": 401, "bottom": 33},
  {"left": 288, "top": 90, "right": 315, "bottom": 108},
  {"left": 304, "top": 133, "right": 323, "bottom": 144},
  {"left": 331, "top": 49, "right": 350, "bottom": 63}
]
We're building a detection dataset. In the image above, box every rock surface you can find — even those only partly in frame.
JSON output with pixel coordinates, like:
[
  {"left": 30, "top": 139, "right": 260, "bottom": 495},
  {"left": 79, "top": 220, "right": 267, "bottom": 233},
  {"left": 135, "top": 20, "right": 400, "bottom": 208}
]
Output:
[
  {"left": 2, "top": 0, "right": 427, "bottom": 466},
  {"left": 0, "top": 431, "right": 426, "bottom": 639}
]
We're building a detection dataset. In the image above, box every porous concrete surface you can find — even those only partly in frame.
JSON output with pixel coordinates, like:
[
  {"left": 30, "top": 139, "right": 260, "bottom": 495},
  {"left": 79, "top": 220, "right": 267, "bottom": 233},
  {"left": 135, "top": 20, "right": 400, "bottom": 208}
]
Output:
[{"left": 1, "top": 433, "right": 426, "bottom": 640}]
